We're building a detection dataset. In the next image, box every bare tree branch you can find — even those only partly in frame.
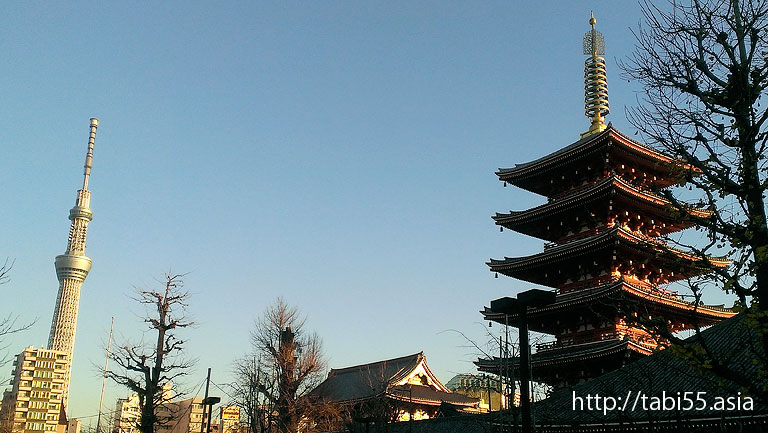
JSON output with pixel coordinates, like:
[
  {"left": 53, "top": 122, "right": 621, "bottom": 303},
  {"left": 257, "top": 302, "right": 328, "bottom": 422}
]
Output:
[
  {"left": 0, "top": 259, "right": 35, "bottom": 367},
  {"left": 620, "top": 0, "right": 768, "bottom": 396},
  {"left": 106, "top": 274, "right": 195, "bottom": 433}
]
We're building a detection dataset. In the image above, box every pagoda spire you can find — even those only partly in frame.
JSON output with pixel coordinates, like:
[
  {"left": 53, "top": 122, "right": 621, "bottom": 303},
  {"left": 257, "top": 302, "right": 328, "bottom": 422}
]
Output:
[
  {"left": 581, "top": 12, "right": 610, "bottom": 138},
  {"left": 48, "top": 117, "right": 99, "bottom": 407}
]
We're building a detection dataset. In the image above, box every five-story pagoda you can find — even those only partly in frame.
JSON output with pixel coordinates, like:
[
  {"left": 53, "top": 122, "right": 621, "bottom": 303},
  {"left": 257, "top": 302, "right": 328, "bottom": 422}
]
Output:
[{"left": 476, "top": 14, "right": 736, "bottom": 388}]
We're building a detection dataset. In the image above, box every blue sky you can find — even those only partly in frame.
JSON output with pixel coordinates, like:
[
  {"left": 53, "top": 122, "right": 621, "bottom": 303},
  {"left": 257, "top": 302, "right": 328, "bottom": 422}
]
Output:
[{"left": 0, "top": 1, "right": 736, "bottom": 425}]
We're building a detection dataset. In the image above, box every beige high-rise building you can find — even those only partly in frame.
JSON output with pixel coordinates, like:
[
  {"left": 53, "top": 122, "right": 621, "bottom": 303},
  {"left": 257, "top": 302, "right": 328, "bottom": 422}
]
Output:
[
  {"left": 113, "top": 394, "right": 140, "bottom": 433},
  {"left": 159, "top": 398, "right": 209, "bottom": 433},
  {"left": 5, "top": 347, "right": 68, "bottom": 433},
  {"left": 218, "top": 406, "right": 239, "bottom": 433},
  {"left": 112, "top": 383, "right": 193, "bottom": 433}
]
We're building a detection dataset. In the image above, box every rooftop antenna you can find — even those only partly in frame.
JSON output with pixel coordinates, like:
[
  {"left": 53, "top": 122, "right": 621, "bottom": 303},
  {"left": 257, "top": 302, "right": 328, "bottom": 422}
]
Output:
[
  {"left": 83, "top": 118, "right": 98, "bottom": 190},
  {"left": 581, "top": 12, "right": 610, "bottom": 138}
]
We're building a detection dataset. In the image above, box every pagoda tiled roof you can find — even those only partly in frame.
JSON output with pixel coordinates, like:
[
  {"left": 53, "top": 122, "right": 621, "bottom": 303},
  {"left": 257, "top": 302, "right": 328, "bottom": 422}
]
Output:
[
  {"left": 496, "top": 126, "right": 681, "bottom": 182},
  {"left": 493, "top": 175, "right": 711, "bottom": 239},
  {"left": 475, "top": 339, "right": 651, "bottom": 372},
  {"left": 480, "top": 279, "right": 735, "bottom": 332},
  {"left": 488, "top": 226, "right": 729, "bottom": 276}
]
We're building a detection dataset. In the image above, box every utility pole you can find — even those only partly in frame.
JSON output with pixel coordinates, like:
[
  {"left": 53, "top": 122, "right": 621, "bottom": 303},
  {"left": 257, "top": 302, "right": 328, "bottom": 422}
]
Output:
[
  {"left": 498, "top": 335, "right": 503, "bottom": 410},
  {"left": 96, "top": 317, "right": 114, "bottom": 433},
  {"left": 519, "top": 306, "right": 531, "bottom": 432},
  {"left": 504, "top": 312, "right": 510, "bottom": 410},
  {"left": 486, "top": 375, "right": 492, "bottom": 412},
  {"left": 200, "top": 368, "right": 211, "bottom": 433}
]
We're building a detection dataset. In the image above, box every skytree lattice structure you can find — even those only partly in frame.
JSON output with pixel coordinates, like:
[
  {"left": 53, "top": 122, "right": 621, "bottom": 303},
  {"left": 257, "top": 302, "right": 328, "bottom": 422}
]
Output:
[{"left": 47, "top": 117, "right": 99, "bottom": 404}]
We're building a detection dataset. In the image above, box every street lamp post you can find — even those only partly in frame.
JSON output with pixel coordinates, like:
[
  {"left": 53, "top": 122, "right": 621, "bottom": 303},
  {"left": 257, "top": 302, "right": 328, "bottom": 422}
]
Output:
[
  {"left": 204, "top": 396, "right": 221, "bottom": 433},
  {"left": 199, "top": 368, "right": 221, "bottom": 433},
  {"left": 490, "top": 288, "right": 556, "bottom": 433}
]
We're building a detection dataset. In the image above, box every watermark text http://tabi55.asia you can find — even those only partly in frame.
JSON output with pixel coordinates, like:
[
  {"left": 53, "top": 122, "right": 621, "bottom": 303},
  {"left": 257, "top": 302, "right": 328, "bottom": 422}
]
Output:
[{"left": 572, "top": 391, "right": 754, "bottom": 415}]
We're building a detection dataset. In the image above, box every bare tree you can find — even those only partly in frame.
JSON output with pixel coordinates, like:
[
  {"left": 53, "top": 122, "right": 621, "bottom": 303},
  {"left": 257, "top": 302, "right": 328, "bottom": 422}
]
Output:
[
  {"left": 0, "top": 259, "right": 34, "bottom": 433},
  {"left": 0, "top": 396, "right": 13, "bottom": 433},
  {"left": 229, "top": 355, "right": 276, "bottom": 433},
  {"left": 106, "top": 274, "right": 194, "bottom": 433},
  {"left": 246, "top": 298, "right": 328, "bottom": 433},
  {"left": 444, "top": 324, "right": 557, "bottom": 409},
  {"left": 623, "top": 0, "right": 768, "bottom": 308},
  {"left": 620, "top": 0, "right": 768, "bottom": 391},
  {"left": 0, "top": 259, "right": 34, "bottom": 366}
]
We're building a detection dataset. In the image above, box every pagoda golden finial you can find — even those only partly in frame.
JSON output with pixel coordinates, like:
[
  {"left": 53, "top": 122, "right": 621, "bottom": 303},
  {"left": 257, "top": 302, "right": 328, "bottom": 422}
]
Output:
[{"left": 581, "top": 11, "right": 610, "bottom": 138}]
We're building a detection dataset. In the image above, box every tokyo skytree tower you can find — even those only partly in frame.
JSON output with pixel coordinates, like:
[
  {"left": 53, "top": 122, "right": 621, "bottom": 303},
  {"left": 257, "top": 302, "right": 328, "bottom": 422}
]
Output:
[{"left": 47, "top": 118, "right": 99, "bottom": 401}]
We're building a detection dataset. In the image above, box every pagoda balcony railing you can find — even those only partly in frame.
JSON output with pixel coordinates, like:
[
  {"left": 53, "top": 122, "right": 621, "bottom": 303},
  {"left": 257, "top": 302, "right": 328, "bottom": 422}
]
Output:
[
  {"left": 605, "top": 331, "right": 663, "bottom": 350},
  {"left": 549, "top": 177, "right": 605, "bottom": 201},
  {"left": 544, "top": 228, "right": 604, "bottom": 249},
  {"left": 691, "top": 302, "right": 732, "bottom": 313},
  {"left": 535, "top": 336, "right": 597, "bottom": 352},
  {"left": 622, "top": 278, "right": 733, "bottom": 312},
  {"left": 535, "top": 340, "right": 567, "bottom": 352},
  {"left": 535, "top": 331, "right": 661, "bottom": 353},
  {"left": 623, "top": 277, "right": 674, "bottom": 296},
  {"left": 542, "top": 224, "right": 701, "bottom": 251},
  {"left": 622, "top": 228, "right": 717, "bottom": 261},
  {"left": 558, "top": 276, "right": 618, "bottom": 293}
]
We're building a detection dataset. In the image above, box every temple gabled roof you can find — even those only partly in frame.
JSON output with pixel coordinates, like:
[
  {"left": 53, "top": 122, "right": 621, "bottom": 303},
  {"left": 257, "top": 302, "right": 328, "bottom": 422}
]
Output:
[
  {"left": 310, "top": 352, "right": 428, "bottom": 402},
  {"left": 309, "top": 352, "right": 478, "bottom": 407},
  {"left": 488, "top": 226, "right": 729, "bottom": 284},
  {"left": 496, "top": 126, "right": 692, "bottom": 196},
  {"left": 388, "top": 384, "right": 479, "bottom": 406},
  {"left": 493, "top": 175, "right": 711, "bottom": 241}
]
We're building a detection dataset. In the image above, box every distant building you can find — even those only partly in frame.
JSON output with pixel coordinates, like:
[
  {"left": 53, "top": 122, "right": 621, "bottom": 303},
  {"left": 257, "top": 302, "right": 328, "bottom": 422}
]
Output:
[
  {"left": 218, "top": 406, "right": 239, "bottom": 433},
  {"left": 159, "top": 398, "right": 211, "bottom": 433},
  {"left": 65, "top": 418, "right": 80, "bottom": 433},
  {"left": 112, "top": 385, "right": 219, "bottom": 433},
  {"left": 3, "top": 346, "right": 68, "bottom": 433},
  {"left": 311, "top": 352, "right": 480, "bottom": 425},
  {"left": 444, "top": 374, "right": 517, "bottom": 411},
  {"left": 112, "top": 383, "right": 176, "bottom": 433},
  {"left": 113, "top": 393, "right": 140, "bottom": 433}
]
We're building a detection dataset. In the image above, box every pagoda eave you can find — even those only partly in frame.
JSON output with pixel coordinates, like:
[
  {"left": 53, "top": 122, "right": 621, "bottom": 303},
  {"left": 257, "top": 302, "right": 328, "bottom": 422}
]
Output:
[
  {"left": 488, "top": 227, "right": 729, "bottom": 285},
  {"left": 493, "top": 175, "right": 710, "bottom": 241},
  {"left": 497, "top": 127, "right": 697, "bottom": 196},
  {"left": 481, "top": 279, "right": 735, "bottom": 334},
  {"left": 475, "top": 339, "right": 651, "bottom": 386}
]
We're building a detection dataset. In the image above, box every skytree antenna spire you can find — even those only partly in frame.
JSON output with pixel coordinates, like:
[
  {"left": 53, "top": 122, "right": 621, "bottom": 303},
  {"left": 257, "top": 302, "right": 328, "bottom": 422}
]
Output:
[
  {"left": 83, "top": 117, "right": 97, "bottom": 190},
  {"left": 48, "top": 117, "right": 99, "bottom": 407},
  {"left": 581, "top": 12, "right": 610, "bottom": 138}
]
